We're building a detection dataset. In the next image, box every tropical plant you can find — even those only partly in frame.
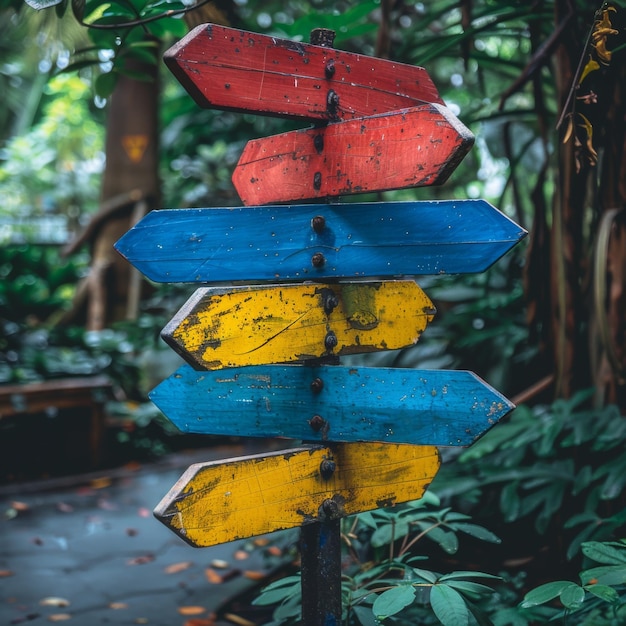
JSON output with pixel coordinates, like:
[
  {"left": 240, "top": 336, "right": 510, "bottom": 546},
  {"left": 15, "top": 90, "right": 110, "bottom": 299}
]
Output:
[{"left": 254, "top": 492, "right": 506, "bottom": 626}]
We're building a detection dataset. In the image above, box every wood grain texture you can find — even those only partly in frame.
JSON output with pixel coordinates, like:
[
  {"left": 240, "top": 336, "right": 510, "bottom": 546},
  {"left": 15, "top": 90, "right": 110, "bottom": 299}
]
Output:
[
  {"left": 153, "top": 443, "right": 440, "bottom": 547},
  {"left": 114, "top": 200, "right": 527, "bottom": 284},
  {"left": 162, "top": 281, "right": 435, "bottom": 369},
  {"left": 164, "top": 23, "right": 443, "bottom": 121},
  {"left": 233, "top": 104, "right": 474, "bottom": 205},
  {"left": 150, "top": 364, "right": 514, "bottom": 446}
]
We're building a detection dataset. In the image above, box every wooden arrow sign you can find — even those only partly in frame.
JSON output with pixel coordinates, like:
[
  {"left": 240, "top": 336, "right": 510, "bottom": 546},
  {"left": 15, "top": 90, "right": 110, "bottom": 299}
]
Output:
[
  {"left": 114, "top": 199, "right": 527, "bottom": 284},
  {"left": 153, "top": 442, "right": 440, "bottom": 547},
  {"left": 233, "top": 104, "right": 474, "bottom": 205},
  {"left": 164, "top": 23, "right": 443, "bottom": 122},
  {"left": 151, "top": 364, "right": 513, "bottom": 447},
  {"left": 162, "top": 281, "right": 434, "bottom": 370}
]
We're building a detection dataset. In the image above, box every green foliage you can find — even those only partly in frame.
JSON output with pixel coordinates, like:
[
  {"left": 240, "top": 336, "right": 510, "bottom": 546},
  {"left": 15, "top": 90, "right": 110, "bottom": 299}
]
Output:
[
  {"left": 519, "top": 540, "right": 626, "bottom": 624},
  {"left": 433, "top": 392, "right": 626, "bottom": 559},
  {"left": 254, "top": 492, "right": 504, "bottom": 626}
]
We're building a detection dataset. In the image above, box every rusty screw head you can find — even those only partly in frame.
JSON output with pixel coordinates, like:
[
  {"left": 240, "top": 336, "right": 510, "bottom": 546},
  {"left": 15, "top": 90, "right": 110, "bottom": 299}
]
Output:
[
  {"left": 313, "top": 171, "right": 322, "bottom": 191},
  {"left": 311, "top": 252, "right": 326, "bottom": 268},
  {"left": 323, "top": 292, "right": 339, "bottom": 315},
  {"left": 311, "top": 215, "right": 326, "bottom": 233},
  {"left": 325, "top": 59, "right": 336, "bottom": 79},
  {"left": 310, "top": 377, "right": 324, "bottom": 394},
  {"left": 327, "top": 89, "right": 339, "bottom": 111},
  {"left": 324, "top": 331, "right": 338, "bottom": 351},
  {"left": 322, "top": 498, "right": 340, "bottom": 519},
  {"left": 309, "top": 414, "right": 326, "bottom": 432},
  {"left": 320, "top": 459, "right": 336, "bottom": 480}
]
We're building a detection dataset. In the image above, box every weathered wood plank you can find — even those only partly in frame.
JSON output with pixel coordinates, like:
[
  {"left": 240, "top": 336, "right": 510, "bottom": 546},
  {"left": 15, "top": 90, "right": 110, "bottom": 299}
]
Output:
[
  {"left": 162, "top": 281, "right": 435, "bottom": 370},
  {"left": 153, "top": 443, "right": 440, "bottom": 547},
  {"left": 114, "top": 200, "right": 527, "bottom": 283},
  {"left": 164, "top": 23, "right": 443, "bottom": 121},
  {"left": 233, "top": 104, "right": 474, "bottom": 205},
  {"left": 150, "top": 364, "right": 514, "bottom": 446}
]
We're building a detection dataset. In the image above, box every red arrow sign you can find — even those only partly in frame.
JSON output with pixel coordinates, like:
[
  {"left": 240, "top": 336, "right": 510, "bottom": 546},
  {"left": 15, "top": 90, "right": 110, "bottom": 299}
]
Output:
[
  {"left": 164, "top": 23, "right": 443, "bottom": 121},
  {"left": 233, "top": 103, "right": 474, "bottom": 205}
]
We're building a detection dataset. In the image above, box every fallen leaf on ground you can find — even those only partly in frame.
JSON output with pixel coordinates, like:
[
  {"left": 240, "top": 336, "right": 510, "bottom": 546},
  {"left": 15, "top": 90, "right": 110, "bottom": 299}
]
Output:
[
  {"left": 127, "top": 554, "right": 155, "bottom": 566},
  {"left": 210, "top": 559, "right": 228, "bottom": 569},
  {"left": 11, "top": 501, "right": 29, "bottom": 511},
  {"left": 177, "top": 606, "right": 206, "bottom": 616},
  {"left": 56, "top": 502, "right": 74, "bottom": 513},
  {"left": 48, "top": 614, "right": 72, "bottom": 622},
  {"left": 164, "top": 561, "right": 192, "bottom": 574},
  {"left": 233, "top": 550, "right": 249, "bottom": 561},
  {"left": 97, "top": 498, "right": 117, "bottom": 511},
  {"left": 183, "top": 619, "right": 215, "bottom": 626},
  {"left": 244, "top": 570, "right": 266, "bottom": 581},
  {"left": 90, "top": 477, "right": 111, "bottom": 490},
  {"left": 137, "top": 507, "right": 150, "bottom": 518},
  {"left": 266, "top": 546, "right": 282, "bottom": 556},
  {"left": 253, "top": 538, "right": 269, "bottom": 547},
  {"left": 0, "top": 569, "right": 14, "bottom": 577},
  {"left": 204, "top": 568, "right": 223, "bottom": 584},
  {"left": 109, "top": 602, "right": 128, "bottom": 609},
  {"left": 224, "top": 613, "right": 255, "bottom": 626},
  {"left": 39, "top": 597, "right": 70, "bottom": 607}
]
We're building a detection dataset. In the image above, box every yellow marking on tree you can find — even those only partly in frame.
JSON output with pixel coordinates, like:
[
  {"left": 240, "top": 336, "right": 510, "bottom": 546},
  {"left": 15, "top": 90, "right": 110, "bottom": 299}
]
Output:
[{"left": 122, "top": 134, "right": 149, "bottom": 163}]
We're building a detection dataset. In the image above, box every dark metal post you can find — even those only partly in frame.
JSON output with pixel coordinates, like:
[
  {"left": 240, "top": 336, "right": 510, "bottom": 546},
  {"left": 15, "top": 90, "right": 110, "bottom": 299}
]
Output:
[
  {"left": 300, "top": 500, "right": 342, "bottom": 626},
  {"left": 301, "top": 28, "right": 342, "bottom": 625}
]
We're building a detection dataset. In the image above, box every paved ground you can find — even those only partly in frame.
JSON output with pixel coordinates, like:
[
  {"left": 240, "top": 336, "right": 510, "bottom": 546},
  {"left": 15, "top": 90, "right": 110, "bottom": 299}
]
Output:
[{"left": 0, "top": 444, "right": 297, "bottom": 626}]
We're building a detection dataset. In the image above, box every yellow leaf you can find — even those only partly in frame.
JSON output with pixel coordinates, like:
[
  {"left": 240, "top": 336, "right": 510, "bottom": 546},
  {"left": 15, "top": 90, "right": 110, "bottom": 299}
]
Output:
[
  {"left": 164, "top": 561, "right": 192, "bottom": 574},
  {"left": 178, "top": 606, "right": 207, "bottom": 616},
  {"left": 40, "top": 597, "right": 70, "bottom": 607}
]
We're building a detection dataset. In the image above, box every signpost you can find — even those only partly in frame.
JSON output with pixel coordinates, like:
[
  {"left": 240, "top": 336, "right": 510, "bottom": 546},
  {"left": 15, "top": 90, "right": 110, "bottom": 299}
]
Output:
[
  {"left": 164, "top": 23, "right": 443, "bottom": 121},
  {"left": 115, "top": 22, "right": 527, "bottom": 626},
  {"left": 233, "top": 103, "right": 474, "bottom": 204},
  {"left": 114, "top": 199, "right": 526, "bottom": 283},
  {"left": 154, "top": 442, "right": 441, "bottom": 548},
  {"left": 161, "top": 281, "right": 435, "bottom": 369},
  {"left": 150, "top": 364, "right": 514, "bottom": 447}
]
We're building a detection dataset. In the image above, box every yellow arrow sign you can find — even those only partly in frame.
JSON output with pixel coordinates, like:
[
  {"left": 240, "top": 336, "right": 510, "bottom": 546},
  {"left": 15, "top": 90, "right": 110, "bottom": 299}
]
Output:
[
  {"left": 153, "top": 443, "right": 440, "bottom": 547},
  {"left": 162, "top": 281, "right": 435, "bottom": 370}
]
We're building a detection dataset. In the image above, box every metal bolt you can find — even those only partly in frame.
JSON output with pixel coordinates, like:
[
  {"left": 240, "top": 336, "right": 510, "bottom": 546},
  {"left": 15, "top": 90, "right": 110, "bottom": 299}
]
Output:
[
  {"left": 325, "top": 59, "right": 336, "bottom": 79},
  {"left": 327, "top": 89, "right": 339, "bottom": 111},
  {"left": 320, "top": 459, "right": 336, "bottom": 480},
  {"left": 311, "top": 215, "right": 326, "bottom": 233},
  {"left": 310, "top": 377, "right": 324, "bottom": 393},
  {"left": 309, "top": 414, "right": 326, "bottom": 432},
  {"left": 324, "top": 331, "right": 338, "bottom": 351},
  {"left": 313, "top": 171, "right": 322, "bottom": 191},
  {"left": 310, "top": 28, "right": 336, "bottom": 48},
  {"left": 322, "top": 498, "right": 340, "bottom": 519},
  {"left": 311, "top": 252, "right": 326, "bottom": 268},
  {"left": 323, "top": 291, "right": 339, "bottom": 315},
  {"left": 313, "top": 134, "right": 324, "bottom": 154}
]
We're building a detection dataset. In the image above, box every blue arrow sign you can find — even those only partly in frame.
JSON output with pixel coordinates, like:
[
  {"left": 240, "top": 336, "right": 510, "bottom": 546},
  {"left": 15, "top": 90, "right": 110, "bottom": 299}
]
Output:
[
  {"left": 114, "top": 200, "right": 526, "bottom": 284},
  {"left": 150, "top": 364, "right": 514, "bottom": 447}
]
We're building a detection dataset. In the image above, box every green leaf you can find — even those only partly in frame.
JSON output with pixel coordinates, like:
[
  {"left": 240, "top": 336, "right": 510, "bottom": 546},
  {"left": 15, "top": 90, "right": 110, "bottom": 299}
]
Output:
[
  {"left": 520, "top": 581, "right": 573, "bottom": 607},
  {"left": 453, "top": 523, "right": 501, "bottom": 544},
  {"left": 584, "top": 584, "right": 619, "bottom": 604},
  {"left": 372, "top": 585, "right": 415, "bottom": 620},
  {"left": 581, "top": 565, "right": 626, "bottom": 586},
  {"left": 423, "top": 526, "right": 458, "bottom": 554},
  {"left": 370, "top": 521, "right": 409, "bottom": 548},
  {"left": 582, "top": 541, "right": 626, "bottom": 565},
  {"left": 95, "top": 71, "right": 118, "bottom": 99},
  {"left": 559, "top": 584, "right": 585, "bottom": 610},
  {"left": 430, "top": 584, "right": 470, "bottom": 626}
]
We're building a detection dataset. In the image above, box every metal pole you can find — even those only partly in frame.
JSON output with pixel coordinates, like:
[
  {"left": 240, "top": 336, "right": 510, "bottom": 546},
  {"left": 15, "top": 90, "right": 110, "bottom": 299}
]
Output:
[{"left": 300, "top": 499, "right": 342, "bottom": 626}]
